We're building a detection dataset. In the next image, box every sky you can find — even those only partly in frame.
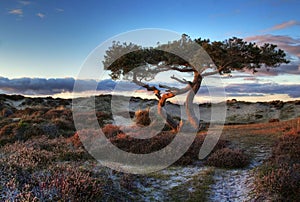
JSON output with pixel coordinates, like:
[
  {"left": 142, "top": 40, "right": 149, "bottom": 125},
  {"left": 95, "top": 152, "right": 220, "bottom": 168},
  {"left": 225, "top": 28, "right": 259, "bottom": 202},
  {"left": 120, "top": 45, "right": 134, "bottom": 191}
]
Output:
[{"left": 0, "top": 0, "right": 300, "bottom": 102}]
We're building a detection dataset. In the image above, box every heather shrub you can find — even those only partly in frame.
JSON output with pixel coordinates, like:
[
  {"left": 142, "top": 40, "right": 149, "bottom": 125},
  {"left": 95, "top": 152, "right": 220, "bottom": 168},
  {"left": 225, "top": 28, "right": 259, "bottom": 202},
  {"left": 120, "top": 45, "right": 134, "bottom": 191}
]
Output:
[
  {"left": 36, "top": 135, "right": 92, "bottom": 162},
  {"left": 257, "top": 163, "right": 300, "bottom": 200},
  {"left": 1, "top": 108, "right": 14, "bottom": 117},
  {"left": 52, "top": 118, "right": 75, "bottom": 131},
  {"left": 135, "top": 109, "right": 151, "bottom": 126},
  {"left": 0, "top": 141, "right": 55, "bottom": 171},
  {"left": 12, "top": 107, "right": 47, "bottom": 120},
  {"left": 67, "top": 132, "right": 83, "bottom": 147},
  {"left": 0, "top": 136, "right": 91, "bottom": 172},
  {"left": 44, "top": 108, "right": 72, "bottom": 120},
  {"left": 102, "top": 124, "right": 122, "bottom": 138},
  {"left": 0, "top": 123, "right": 18, "bottom": 142},
  {"left": 39, "top": 123, "right": 59, "bottom": 138},
  {"left": 255, "top": 125, "right": 300, "bottom": 200},
  {"left": 13, "top": 121, "right": 59, "bottom": 140},
  {"left": 1, "top": 164, "right": 104, "bottom": 201},
  {"left": 39, "top": 165, "right": 104, "bottom": 201},
  {"left": 176, "top": 135, "right": 228, "bottom": 165},
  {"left": 96, "top": 111, "right": 112, "bottom": 127},
  {"left": 206, "top": 148, "right": 250, "bottom": 168}
]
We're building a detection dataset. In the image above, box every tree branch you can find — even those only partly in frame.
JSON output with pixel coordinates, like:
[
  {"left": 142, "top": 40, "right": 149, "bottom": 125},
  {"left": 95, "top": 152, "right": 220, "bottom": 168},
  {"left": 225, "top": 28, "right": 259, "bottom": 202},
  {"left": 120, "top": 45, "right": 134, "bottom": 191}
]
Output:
[
  {"left": 170, "top": 75, "right": 190, "bottom": 84},
  {"left": 201, "top": 66, "right": 226, "bottom": 77},
  {"left": 133, "top": 73, "right": 161, "bottom": 99},
  {"left": 159, "top": 84, "right": 180, "bottom": 91},
  {"left": 157, "top": 65, "right": 196, "bottom": 73},
  {"left": 170, "top": 66, "right": 195, "bottom": 72}
]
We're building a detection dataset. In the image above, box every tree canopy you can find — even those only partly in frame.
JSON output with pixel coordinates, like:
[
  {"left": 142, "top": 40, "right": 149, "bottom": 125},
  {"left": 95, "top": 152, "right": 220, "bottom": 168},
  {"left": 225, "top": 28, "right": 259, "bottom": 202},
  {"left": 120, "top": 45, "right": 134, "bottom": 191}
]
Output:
[{"left": 103, "top": 35, "right": 289, "bottom": 130}]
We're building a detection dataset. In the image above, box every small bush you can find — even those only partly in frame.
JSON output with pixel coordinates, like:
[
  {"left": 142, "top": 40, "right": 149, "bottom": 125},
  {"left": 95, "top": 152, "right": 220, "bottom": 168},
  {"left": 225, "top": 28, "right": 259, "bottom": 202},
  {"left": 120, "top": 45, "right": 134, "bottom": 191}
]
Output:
[
  {"left": 67, "top": 132, "right": 83, "bottom": 147},
  {"left": 135, "top": 109, "right": 151, "bottom": 126},
  {"left": 0, "top": 123, "right": 17, "bottom": 137},
  {"left": 206, "top": 148, "right": 250, "bottom": 168},
  {"left": 257, "top": 163, "right": 300, "bottom": 200},
  {"left": 44, "top": 108, "right": 72, "bottom": 120},
  {"left": 52, "top": 118, "right": 75, "bottom": 131},
  {"left": 102, "top": 124, "right": 122, "bottom": 138},
  {"left": 255, "top": 125, "right": 300, "bottom": 200},
  {"left": 96, "top": 111, "right": 112, "bottom": 127},
  {"left": 14, "top": 122, "right": 59, "bottom": 140},
  {"left": 46, "top": 165, "right": 104, "bottom": 201}
]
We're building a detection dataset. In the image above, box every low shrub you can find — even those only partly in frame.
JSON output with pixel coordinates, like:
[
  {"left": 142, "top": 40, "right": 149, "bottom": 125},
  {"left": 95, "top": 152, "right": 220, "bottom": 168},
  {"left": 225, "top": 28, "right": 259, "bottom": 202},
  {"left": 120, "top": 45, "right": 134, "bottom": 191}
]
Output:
[
  {"left": 52, "top": 118, "right": 75, "bottom": 131},
  {"left": 255, "top": 125, "right": 300, "bottom": 200},
  {"left": 256, "top": 163, "right": 300, "bottom": 200},
  {"left": 44, "top": 108, "right": 72, "bottom": 120},
  {"left": 0, "top": 141, "right": 55, "bottom": 171},
  {"left": 45, "top": 165, "right": 104, "bottom": 201},
  {"left": 102, "top": 124, "right": 122, "bottom": 138},
  {"left": 96, "top": 111, "right": 112, "bottom": 127},
  {"left": 67, "top": 132, "right": 83, "bottom": 147},
  {"left": 206, "top": 148, "right": 250, "bottom": 168},
  {"left": 14, "top": 122, "right": 59, "bottom": 140},
  {"left": 1, "top": 164, "right": 104, "bottom": 201},
  {"left": 135, "top": 109, "right": 151, "bottom": 126}
]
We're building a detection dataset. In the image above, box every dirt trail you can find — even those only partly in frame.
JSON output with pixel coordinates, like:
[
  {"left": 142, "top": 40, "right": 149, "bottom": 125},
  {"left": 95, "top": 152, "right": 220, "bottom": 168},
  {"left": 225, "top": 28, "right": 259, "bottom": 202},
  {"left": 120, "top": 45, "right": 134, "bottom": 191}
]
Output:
[{"left": 208, "top": 122, "right": 286, "bottom": 201}]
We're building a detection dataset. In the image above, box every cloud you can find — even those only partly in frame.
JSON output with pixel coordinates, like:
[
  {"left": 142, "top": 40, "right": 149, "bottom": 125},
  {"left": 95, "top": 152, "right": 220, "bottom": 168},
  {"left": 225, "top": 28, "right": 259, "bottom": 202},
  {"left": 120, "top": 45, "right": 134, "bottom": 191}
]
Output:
[
  {"left": 225, "top": 83, "right": 300, "bottom": 98},
  {"left": 264, "top": 20, "right": 300, "bottom": 32},
  {"left": 19, "top": 1, "right": 31, "bottom": 6},
  {"left": 55, "top": 8, "right": 64, "bottom": 12},
  {"left": 245, "top": 34, "right": 300, "bottom": 58},
  {"left": 36, "top": 13, "right": 45, "bottom": 19},
  {"left": 1, "top": 77, "right": 300, "bottom": 101},
  {"left": 0, "top": 77, "right": 118, "bottom": 96},
  {"left": 8, "top": 9, "right": 23, "bottom": 16},
  {"left": 0, "top": 77, "right": 74, "bottom": 95}
]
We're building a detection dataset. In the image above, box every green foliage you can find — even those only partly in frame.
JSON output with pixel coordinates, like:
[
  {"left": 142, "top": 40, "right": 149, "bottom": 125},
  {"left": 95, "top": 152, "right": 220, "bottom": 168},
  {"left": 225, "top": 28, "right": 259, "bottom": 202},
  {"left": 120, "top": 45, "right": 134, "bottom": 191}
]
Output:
[
  {"left": 104, "top": 35, "right": 289, "bottom": 80},
  {"left": 196, "top": 37, "right": 289, "bottom": 74}
]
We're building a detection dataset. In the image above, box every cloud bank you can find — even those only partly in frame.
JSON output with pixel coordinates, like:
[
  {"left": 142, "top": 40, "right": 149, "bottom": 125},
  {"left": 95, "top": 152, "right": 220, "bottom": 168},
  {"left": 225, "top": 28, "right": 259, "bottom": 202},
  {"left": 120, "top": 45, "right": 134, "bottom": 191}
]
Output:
[
  {"left": 0, "top": 77, "right": 299, "bottom": 101},
  {"left": 0, "top": 77, "right": 116, "bottom": 96},
  {"left": 245, "top": 34, "right": 300, "bottom": 58}
]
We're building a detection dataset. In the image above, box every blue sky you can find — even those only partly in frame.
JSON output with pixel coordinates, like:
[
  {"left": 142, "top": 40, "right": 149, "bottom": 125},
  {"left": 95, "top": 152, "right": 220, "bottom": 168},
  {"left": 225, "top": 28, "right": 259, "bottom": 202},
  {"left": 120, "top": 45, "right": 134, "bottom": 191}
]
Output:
[{"left": 0, "top": 0, "right": 300, "bottom": 101}]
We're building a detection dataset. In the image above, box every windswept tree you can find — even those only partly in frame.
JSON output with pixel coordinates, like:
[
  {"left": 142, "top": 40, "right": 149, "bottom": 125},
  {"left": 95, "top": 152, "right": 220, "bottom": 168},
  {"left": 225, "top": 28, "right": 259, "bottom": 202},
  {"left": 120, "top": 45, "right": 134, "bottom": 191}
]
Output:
[{"left": 103, "top": 35, "right": 289, "bottom": 131}]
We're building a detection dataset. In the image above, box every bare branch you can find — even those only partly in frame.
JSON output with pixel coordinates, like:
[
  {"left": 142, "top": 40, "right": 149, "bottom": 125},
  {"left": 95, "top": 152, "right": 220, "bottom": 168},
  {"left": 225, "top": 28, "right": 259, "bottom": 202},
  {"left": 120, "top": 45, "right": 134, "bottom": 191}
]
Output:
[
  {"left": 159, "top": 84, "right": 180, "bottom": 91},
  {"left": 170, "top": 75, "right": 190, "bottom": 84},
  {"left": 133, "top": 73, "right": 161, "bottom": 99},
  {"left": 198, "top": 66, "right": 210, "bottom": 74},
  {"left": 157, "top": 65, "right": 195, "bottom": 73},
  {"left": 159, "top": 92, "right": 176, "bottom": 107},
  {"left": 170, "top": 66, "right": 195, "bottom": 72}
]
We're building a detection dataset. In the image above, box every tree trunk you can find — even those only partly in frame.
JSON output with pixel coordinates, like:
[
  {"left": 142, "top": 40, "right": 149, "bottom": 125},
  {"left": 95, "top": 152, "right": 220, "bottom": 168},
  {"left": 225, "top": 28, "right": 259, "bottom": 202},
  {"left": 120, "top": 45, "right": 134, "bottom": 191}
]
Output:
[
  {"left": 185, "top": 72, "right": 202, "bottom": 129},
  {"left": 157, "top": 92, "right": 179, "bottom": 131}
]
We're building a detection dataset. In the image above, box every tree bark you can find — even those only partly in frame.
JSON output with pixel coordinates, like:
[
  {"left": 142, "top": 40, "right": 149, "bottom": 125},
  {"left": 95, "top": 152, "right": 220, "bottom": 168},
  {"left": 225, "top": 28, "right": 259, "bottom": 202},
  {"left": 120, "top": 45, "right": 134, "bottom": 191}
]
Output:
[
  {"left": 185, "top": 72, "right": 202, "bottom": 129},
  {"left": 157, "top": 92, "right": 179, "bottom": 131}
]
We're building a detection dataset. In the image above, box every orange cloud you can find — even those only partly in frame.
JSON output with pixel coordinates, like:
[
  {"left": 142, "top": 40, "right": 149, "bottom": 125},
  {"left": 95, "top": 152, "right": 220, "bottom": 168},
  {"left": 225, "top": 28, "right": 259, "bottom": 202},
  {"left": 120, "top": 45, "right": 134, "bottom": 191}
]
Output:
[
  {"left": 263, "top": 20, "right": 300, "bottom": 32},
  {"left": 245, "top": 34, "right": 300, "bottom": 58}
]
